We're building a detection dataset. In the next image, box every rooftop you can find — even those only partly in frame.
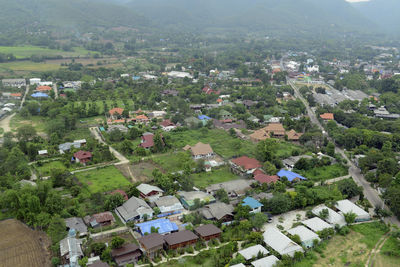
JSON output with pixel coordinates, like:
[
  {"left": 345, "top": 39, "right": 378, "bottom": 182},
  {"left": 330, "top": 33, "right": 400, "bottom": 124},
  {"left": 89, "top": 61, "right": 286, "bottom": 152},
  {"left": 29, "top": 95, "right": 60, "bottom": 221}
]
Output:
[
  {"left": 287, "top": 225, "right": 320, "bottom": 243},
  {"left": 231, "top": 156, "right": 262, "bottom": 170},
  {"left": 251, "top": 255, "right": 280, "bottom": 267},
  {"left": 242, "top": 197, "right": 263, "bottom": 210},
  {"left": 302, "top": 217, "right": 333, "bottom": 232},
  {"left": 277, "top": 169, "right": 306, "bottom": 182},
  {"left": 136, "top": 219, "right": 178, "bottom": 235},
  {"left": 163, "top": 230, "right": 198, "bottom": 246},
  {"left": 194, "top": 224, "right": 222, "bottom": 237},
  {"left": 137, "top": 183, "right": 163, "bottom": 196},
  {"left": 138, "top": 233, "right": 165, "bottom": 250},
  {"left": 238, "top": 244, "right": 269, "bottom": 260},
  {"left": 263, "top": 227, "right": 303, "bottom": 256}
]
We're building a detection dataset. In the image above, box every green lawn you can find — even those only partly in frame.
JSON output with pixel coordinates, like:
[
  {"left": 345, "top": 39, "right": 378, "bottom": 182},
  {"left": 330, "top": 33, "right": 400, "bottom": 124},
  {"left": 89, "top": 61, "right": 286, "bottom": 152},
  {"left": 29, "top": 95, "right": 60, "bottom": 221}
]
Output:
[
  {"left": 350, "top": 221, "right": 389, "bottom": 249},
  {"left": 0, "top": 61, "right": 63, "bottom": 73},
  {"left": 380, "top": 234, "right": 400, "bottom": 257},
  {"left": 36, "top": 161, "right": 66, "bottom": 177},
  {"left": 168, "top": 129, "right": 257, "bottom": 159},
  {"left": 190, "top": 167, "right": 239, "bottom": 188},
  {"left": 69, "top": 100, "right": 135, "bottom": 115},
  {"left": 74, "top": 166, "right": 131, "bottom": 193},
  {"left": 276, "top": 141, "right": 305, "bottom": 159},
  {"left": 0, "top": 46, "right": 93, "bottom": 59},
  {"left": 297, "top": 164, "right": 349, "bottom": 182},
  {"left": 151, "top": 152, "right": 195, "bottom": 172},
  {"left": 10, "top": 114, "right": 48, "bottom": 133}
]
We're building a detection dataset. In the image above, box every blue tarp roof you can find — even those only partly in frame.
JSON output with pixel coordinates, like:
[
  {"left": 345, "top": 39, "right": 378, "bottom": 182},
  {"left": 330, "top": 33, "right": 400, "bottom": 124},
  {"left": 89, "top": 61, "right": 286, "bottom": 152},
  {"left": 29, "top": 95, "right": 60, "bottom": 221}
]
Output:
[
  {"left": 242, "top": 197, "right": 263, "bottom": 209},
  {"left": 198, "top": 115, "right": 211, "bottom": 120},
  {"left": 31, "top": 92, "right": 49, "bottom": 98},
  {"left": 277, "top": 169, "right": 307, "bottom": 182},
  {"left": 136, "top": 218, "right": 178, "bottom": 235}
]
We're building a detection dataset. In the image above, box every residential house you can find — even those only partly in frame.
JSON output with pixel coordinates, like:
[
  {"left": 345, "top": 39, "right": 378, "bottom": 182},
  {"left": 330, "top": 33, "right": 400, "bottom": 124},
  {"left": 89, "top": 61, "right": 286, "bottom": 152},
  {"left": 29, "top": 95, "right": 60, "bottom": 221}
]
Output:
[
  {"left": 198, "top": 115, "right": 211, "bottom": 125},
  {"left": 137, "top": 183, "right": 163, "bottom": 200},
  {"left": 58, "top": 142, "right": 81, "bottom": 154},
  {"left": 287, "top": 226, "right": 320, "bottom": 248},
  {"left": 87, "top": 258, "right": 109, "bottom": 267},
  {"left": 136, "top": 219, "right": 178, "bottom": 236},
  {"left": 320, "top": 113, "right": 334, "bottom": 120},
  {"left": 254, "top": 174, "right": 280, "bottom": 185},
  {"left": 115, "top": 196, "right": 154, "bottom": 223},
  {"left": 251, "top": 255, "right": 280, "bottom": 267},
  {"left": 139, "top": 133, "right": 155, "bottom": 149},
  {"left": 107, "top": 124, "right": 128, "bottom": 133},
  {"left": 334, "top": 199, "right": 370, "bottom": 222},
  {"left": 282, "top": 155, "right": 313, "bottom": 170},
  {"left": 109, "top": 108, "right": 124, "bottom": 120},
  {"left": 10, "top": 93, "right": 22, "bottom": 99},
  {"left": 302, "top": 217, "right": 334, "bottom": 232},
  {"left": 200, "top": 202, "right": 234, "bottom": 223},
  {"left": 263, "top": 227, "right": 304, "bottom": 257},
  {"left": 154, "top": 195, "right": 184, "bottom": 214},
  {"left": 36, "top": 85, "right": 52, "bottom": 92},
  {"left": 149, "top": 111, "right": 167, "bottom": 119},
  {"left": 38, "top": 150, "right": 48, "bottom": 156},
  {"left": 74, "top": 139, "right": 87, "bottom": 146},
  {"left": 162, "top": 89, "right": 179, "bottom": 97},
  {"left": 85, "top": 212, "right": 115, "bottom": 228},
  {"left": 219, "top": 110, "right": 233, "bottom": 120},
  {"left": 194, "top": 224, "right": 222, "bottom": 241},
  {"left": 183, "top": 142, "right": 214, "bottom": 159},
  {"left": 163, "top": 230, "right": 199, "bottom": 250},
  {"left": 206, "top": 179, "right": 253, "bottom": 198},
  {"left": 73, "top": 151, "right": 92, "bottom": 164},
  {"left": 238, "top": 244, "right": 269, "bottom": 261},
  {"left": 135, "top": 114, "right": 149, "bottom": 123},
  {"left": 111, "top": 243, "right": 142, "bottom": 266},
  {"left": 312, "top": 205, "right": 346, "bottom": 227},
  {"left": 250, "top": 123, "right": 286, "bottom": 142},
  {"left": 29, "top": 78, "right": 41, "bottom": 85},
  {"left": 65, "top": 217, "right": 88, "bottom": 237},
  {"left": 138, "top": 233, "right": 165, "bottom": 259},
  {"left": 243, "top": 100, "right": 258, "bottom": 109},
  {"left": 160, "top": 119, "right": 176, "bottom": 132},
  {"left": 2, "top": 78, "right": 26, "bottom": 88},
  {"left": 230, "top": 156, "right": 262, "bottom": 177},
  {"left": 177, "top": 191, "right": 216, "bottom": 210},
  {"left": 60, "top": 229, "right": 83, "bottom": 266},
  {"left": 277, "top": 169, "right": 307, "bottom": 182},
  {"left": 286, "top": 129, "right": 303, "bottom": 142},
  {"left": 242, "top": 197, "right": 263, "bottom": 214}
]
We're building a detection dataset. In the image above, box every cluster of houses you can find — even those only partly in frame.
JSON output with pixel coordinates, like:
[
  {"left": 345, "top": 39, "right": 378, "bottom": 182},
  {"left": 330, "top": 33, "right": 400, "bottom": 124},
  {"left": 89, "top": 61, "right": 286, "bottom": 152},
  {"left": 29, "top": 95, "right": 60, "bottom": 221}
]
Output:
[{"left": 249, "top": 123, "right": 303, "bottom": 143}]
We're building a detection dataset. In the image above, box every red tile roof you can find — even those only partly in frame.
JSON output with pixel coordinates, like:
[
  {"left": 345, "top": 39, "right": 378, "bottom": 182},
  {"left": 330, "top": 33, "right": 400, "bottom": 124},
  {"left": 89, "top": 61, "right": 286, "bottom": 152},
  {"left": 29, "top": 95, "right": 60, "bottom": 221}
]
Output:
[
  {"left": 231, "top": 156, "right": 262, "bottom": 170},
  {"left": 252, "top": 169, "right": 265, "bottom": 177},
  {"left": 36, "top": 85, "right": 52, "bottom": 91},
  {"left": 139, "top": 133, "right": 154, "bottom": 148},
  {"left": 160, "top": 119, "right": 175, "bottom": 127},
  {"left": 74, "top": 150, "right": 92, "bottom": 160},
  {"left": 109, "top": 107, "right": 124, "bottom": 116},
  {"left": 254, "top": 174, "right": 280, "bottom": 184},
  {"left": 10, "top": 93, "right": 22, "bottom": 97},
  {"left": 320, "top": 113, "right": 334, "bottom": 120}
]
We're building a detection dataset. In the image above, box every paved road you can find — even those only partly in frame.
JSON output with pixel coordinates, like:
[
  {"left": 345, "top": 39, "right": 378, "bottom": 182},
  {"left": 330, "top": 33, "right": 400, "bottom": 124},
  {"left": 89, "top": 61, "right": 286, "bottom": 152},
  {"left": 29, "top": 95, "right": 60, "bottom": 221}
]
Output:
[
  {"left": 288, "top": 78, "right": 400, "bottom": 227},
  {"left": 53, "top": 83, "right": 58, "bottom": 99}
]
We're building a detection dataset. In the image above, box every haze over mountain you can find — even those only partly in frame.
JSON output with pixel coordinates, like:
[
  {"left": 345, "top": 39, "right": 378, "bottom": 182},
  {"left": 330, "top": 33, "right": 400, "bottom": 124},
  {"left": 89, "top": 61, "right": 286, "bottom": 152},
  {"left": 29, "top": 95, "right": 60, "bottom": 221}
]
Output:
[{"left": 351, "top": 0, "right": 400, "bottom": 35}]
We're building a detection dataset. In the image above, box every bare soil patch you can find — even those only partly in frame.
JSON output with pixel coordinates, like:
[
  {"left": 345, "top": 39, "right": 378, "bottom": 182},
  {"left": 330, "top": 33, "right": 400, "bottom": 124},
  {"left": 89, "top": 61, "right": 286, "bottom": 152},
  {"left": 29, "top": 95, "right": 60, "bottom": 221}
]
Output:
[{"left": 0, "top": 219, "right": 51, "bottom": 267}]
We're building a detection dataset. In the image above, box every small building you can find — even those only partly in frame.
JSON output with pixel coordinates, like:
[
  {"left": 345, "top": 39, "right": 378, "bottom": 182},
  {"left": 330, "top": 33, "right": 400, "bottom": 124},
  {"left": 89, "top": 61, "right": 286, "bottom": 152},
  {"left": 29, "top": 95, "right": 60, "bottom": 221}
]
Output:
[
  {"left": 115, "top": 196, "right": 154, "bottom": 223},
  {"left": 194, "top": 224, "right": 222, "bottom": 241},
  {"left": 184, "top": 142, "right": 214, "bottom": 159},
  {"left": 2, "top": 78, "right": 26, "bottom": 88},
  {"left": 230, "top": 156, "right": 262, "bottom": 177},
  {"left": 242, "top": 197, "right": 263, "bottom": 214},
  {"left": 200, "top": 202, "right": 234, "bottom": 223},
  {"left": 60, "top": 229, "right": 83, "bottom": 265},
  {"left": 320, "top": 113, "right": 334, "bottom": 120},
  {"left": 161, "top": 89, "right": 179, "bottom": 97},
  {"left": 58, "top": 142, "right": 81, "bottom": 154},
  {"left": 251, "top": 255, "right": 280, "bottom": 267},
  {"left": 334, "top": 199, "right": 370, "bottom": 222},
  {"left": 312, "top": 205, "right": 346, "bottom": 227},
  {"left": 73, "top": 151, "right": 92, "bottom": 164},
  {"left": 85, "top": 212, "right": 115, "bottom": 228},
  {"left": 277, "top": 169, "right": 307, "bottom": 182},
  {"left": 137, "top": 183, "right": 163, "bottom": 201},
  {"left": 139, "top": 133, "right": 155, "bottom": 149},
  {"left": 154, "top": 195, "right": 184, "bottom": 214},
  {"left": 136, "top": 219, "right": 178, "bottom": 236},
  {"left": 160, "top": 119, "right": 176, "bottom": 132},
  {"left": 254, "top": 174, "right": 280, "bottom": 185},
  {"left": 302, "top": 217, "right": 334, "bottom": 232},
  {"left": 38, "top": 150, "right": 48, "bottom": 156},
  {"left": 206, "top": 179, "right": 253, "bottom": 198},
  {"left": 163, "top": 230, "right": 199, "bottom": 250},
  {"left": 109, "top": 108, "right": 124, "bottom": 120},
  {"left": 238, "top": 244, "right": 269, "bottom": 261},
  {"left": 263, "top": 227, "right": 304, "bottom": 257},
  {"left": 74, "top": 139, "right": 87, "bottom": 146},
  {"left": 286, "top": 129, "right": 303, "bottom": 142},
  {"left": 36, "top": 85, "right": 52, "bottom": 92},
  {"left": 107, "top": 124, "right": 128, "bottom": 133},
  {"left": 138, "top": 233, "right": 165, "bottom": 259},
  {"left": 65, "top": 217, "right": 88, "bottom": 237},
  {"left": 88, "top": 258, "right": 109, "bottom": 267},
  {"left": 111, "top": 243, "right": 142, "bottom": 266},
  {"left": 177, "top": 191, "right": 216, "bottom": 210},
  {"left": 287, "top": 226, "right": 320, "bottom": 248},
  {"left": 282, "top": 155, "right": 313, "bottom": 170}
]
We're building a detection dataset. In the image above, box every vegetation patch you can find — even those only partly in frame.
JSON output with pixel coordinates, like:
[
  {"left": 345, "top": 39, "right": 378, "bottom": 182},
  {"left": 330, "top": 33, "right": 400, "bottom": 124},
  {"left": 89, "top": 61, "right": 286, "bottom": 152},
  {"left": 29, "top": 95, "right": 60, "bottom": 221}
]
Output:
[
  {"left": 190, "top": 166, "right": 240, "bottom": 188},
  {"left": 297, "top": 164, "right": 349, "bottom": 182}
]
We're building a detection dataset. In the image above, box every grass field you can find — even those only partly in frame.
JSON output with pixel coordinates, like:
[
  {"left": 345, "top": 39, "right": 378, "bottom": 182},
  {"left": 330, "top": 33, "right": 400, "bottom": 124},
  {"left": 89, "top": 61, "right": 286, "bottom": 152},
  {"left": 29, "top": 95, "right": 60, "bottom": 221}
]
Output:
[
  {"left": 151, "top": 152, "right": 195, "bottom": 173},
  {"left": 9, "top": 114, "right": 48, "bottom": 133},
  {"left": 0, "top": 46, "right": 93, "bottom": 59},
  {"left": 168, "top": 129, "right": 257, "bottom": 159},
  {"left": 36, "top": 161, "right": 66, "bottom": 177},
  {"left": 0, "top": 61, "right": 63, "bottom": 73},
  {"left": 75, "top": 166, "right": 131, "bottom": 193},
  {"left": 0, "top": 219, "right": 51, "bottom": 267},
  {"left": 297, "top": 164, "right": 349, "bottom": 182},
  {"left": 69, "top": 99, "right": 135, "bottom": 115},
  {"left": 276, "top": 141, "right": 305, "bottom": 159},
  {"left": 190, "top": 167, "right": 239, "bottom": 188}
]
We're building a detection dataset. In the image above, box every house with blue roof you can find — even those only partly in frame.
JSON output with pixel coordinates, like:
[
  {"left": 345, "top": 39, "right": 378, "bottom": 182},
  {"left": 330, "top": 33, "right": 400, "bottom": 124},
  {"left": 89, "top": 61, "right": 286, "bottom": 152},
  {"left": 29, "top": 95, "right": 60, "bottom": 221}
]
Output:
[
  {"left": 136, "top": 218, "right": 178, "bottom": 236},
  {"left": 277, "top": 169, "right": 306, "bottom": 182},
  {"left": 198, "top": 115, "right": 211, "bottom": 121},
  {"left": 242, "top": 197, "right": 263, "bottom": 214}
]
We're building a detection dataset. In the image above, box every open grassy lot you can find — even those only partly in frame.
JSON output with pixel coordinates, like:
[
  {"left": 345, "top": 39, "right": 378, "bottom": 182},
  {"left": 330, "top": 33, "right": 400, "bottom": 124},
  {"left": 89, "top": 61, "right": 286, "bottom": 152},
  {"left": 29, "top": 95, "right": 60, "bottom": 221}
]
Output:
[
  {"left": 75, "top": 166, "right": 131, "bottom": 193},
  {"left": 69, "top": 99, "right": 135, "bottom": 115},
  {"left": 168, "top": 129, "right": 257, "bottom": 159},
  {"left": 151, "top": 152, "right": 195, "bottom": 173},
  {"left": 190, "top": 167, "right": 239, "bottom": 188},
  {"left": 275, "top": 141, "right": 305, "bottom": 159},
  {"left": 0, "top": 46, "right": 93, "bottom": 59},
  {"left": 0, "top": 61, "right": 62, "bottom": 74},
  {"left": 36, "top": 161, "right": 66, "bottom": 177},
  {"left": 297, "top": 164, "right": 349, "bottom": 182},
  {"left": 9, "top": 114, "right": 48, "bottom": 133}
]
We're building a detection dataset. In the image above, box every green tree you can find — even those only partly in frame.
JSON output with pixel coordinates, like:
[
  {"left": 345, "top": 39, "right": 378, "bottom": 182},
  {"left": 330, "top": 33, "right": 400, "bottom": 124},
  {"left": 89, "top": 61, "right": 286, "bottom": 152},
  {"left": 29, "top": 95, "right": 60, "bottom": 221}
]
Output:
[
  {"left": 47, "top": 216, "right": 67, "bottom": 243},
  {"left": 215, "top": 189, "right": 229, "bottom": 204},
  {"left": 337, "top": 179, "right": 362, "bottom": 198},
  {"left": 326, "top": 142, "right": 335, "bottom": 157},
  {"left": 234, "top": 204, "right": 251, "bottom": 220},
  {"left": 104, "top": 193, "right": 124, "bottom": 211},
  {"left": 250, "top": 213, "right": 268, "bottom": 229},
  {"left": 152, "top": 133, "right": 164, "bottom": 153},
  {"left": 16, "top": 125, "right": 37, "bottom": 141},
  {"left": 111, "top": 236, "right": 125, "bottom": 249},
  {"left": 343, "top": 212, "right": 357, "bottom": 224}
]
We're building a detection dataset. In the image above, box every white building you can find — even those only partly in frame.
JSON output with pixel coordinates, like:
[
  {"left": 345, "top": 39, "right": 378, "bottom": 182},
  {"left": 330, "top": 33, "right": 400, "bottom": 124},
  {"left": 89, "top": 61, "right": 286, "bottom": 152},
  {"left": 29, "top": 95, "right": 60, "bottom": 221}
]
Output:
[
  {"left": 238, "top": 245, "right": 269, "bottom": 261},
  {"left": 287, "top": 226, "right": 321, "bottom": 248},
  {"left": 312, "top": 205, "right": 346, "bottom": 227},
  {"left": 335, "top": 199, "right": 370, "bottom": 222},
  {"left": 302, "top": 217, "right": 334, "bottom": 232},
  {"left": 167, "top": 71, "right": 193, "bottom": 79},
  {"left": 251, "top": 255, "right": 280, "bottom": 267},
  {"left": 263, "top": 227, "right": 304, "bottom": 257},
  {"left": 30, "top": 78, "right": 41, "bottom": 85}
]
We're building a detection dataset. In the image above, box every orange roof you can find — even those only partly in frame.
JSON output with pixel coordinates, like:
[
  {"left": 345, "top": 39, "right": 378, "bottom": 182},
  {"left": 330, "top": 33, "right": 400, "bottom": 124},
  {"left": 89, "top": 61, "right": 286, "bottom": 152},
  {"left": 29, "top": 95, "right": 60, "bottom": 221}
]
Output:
[
  {"left": 320, "top": 113, "right": 334, "bottom": 120},
  {"left": 286, "top": 129, "right": 303, "bottom": 141},
  {"left": 136, "top": 114, "right": 148, "bottom": 120},
  {"left": 36, "top": 85, "right": 52, "bottom": 91},
  {"left": 217, "top": 98, "right": 223, "bottom": 103},
  {"left": 11, "top": 93, "right": 22, "bottom": 97},
  {"left": 109, "top": 107, "right": 124, "bottom": 116}
]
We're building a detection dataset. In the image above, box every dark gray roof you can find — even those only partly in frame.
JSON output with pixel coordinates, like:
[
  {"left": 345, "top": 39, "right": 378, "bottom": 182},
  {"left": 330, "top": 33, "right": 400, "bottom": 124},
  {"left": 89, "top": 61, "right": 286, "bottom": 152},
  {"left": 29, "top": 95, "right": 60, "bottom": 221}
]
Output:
[
  {"left": 64, "top": 217, "right": 87, "bottom": 235},
  {"left": 194, "top": 224, "right": 222, "bottom": 237},
  {"left": 163, "top": 230, "right": 198, "bottom": 246},
  {"left": 138, "top": 233, "right": 165, "bottom": 249},
  {"left": 201, "top": 202, "right": 234, "bottom": 220}
]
